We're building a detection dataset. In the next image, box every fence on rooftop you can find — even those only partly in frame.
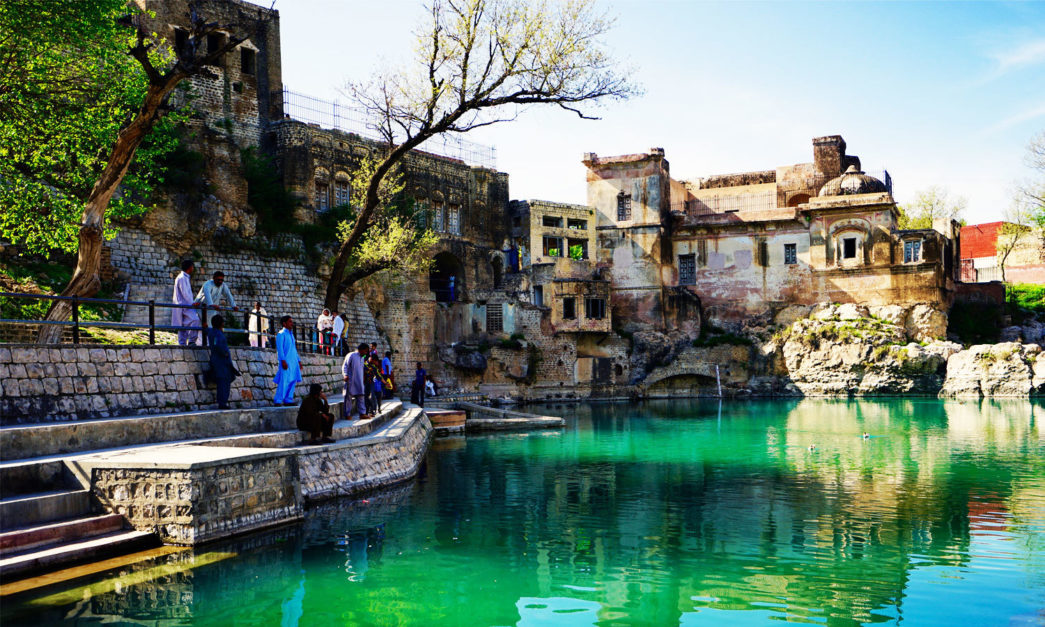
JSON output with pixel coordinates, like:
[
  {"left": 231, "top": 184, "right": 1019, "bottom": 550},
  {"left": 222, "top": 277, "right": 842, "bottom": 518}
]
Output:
[{"left": 278, "top": 88, "right": 498, "bottom": 170}]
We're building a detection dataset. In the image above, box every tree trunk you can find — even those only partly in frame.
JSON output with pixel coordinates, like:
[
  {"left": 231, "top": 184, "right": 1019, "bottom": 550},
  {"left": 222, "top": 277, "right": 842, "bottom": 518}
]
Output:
[{"left": 36, "top": 77, "right": 181, "bottom": 344}]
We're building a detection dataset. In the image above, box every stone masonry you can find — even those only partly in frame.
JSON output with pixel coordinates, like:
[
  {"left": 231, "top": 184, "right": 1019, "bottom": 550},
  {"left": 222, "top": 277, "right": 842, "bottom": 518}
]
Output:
[{"left": 0, "top": 344, "right": 343, "bottom": 424}]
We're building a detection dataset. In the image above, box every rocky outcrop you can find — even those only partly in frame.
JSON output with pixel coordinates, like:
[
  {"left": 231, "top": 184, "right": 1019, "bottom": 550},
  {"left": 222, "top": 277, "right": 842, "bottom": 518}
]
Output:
[
  {"left": 628, "top": 330, "right": 693, "bottom": 384},
  {"left": 940, "top": 343, "right": 1045, "bottom": 398},
  {"left": 763, "top": 304, "right": 959, "bottom": 396}
]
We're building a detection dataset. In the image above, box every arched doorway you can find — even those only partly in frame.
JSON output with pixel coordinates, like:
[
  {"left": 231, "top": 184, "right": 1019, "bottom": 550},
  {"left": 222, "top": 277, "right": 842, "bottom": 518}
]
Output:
[
  {"left": 787, "top": 193, "right": 811, "bottom": 207},
  {"left": 430, "top": 252, "right": 464, "bottom": 303}
]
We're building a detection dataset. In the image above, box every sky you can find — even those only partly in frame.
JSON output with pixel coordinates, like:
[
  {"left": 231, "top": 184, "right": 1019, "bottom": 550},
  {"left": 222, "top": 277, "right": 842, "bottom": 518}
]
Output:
[{"left": 269, "top": 0, "right": 1045, "bottom": 224}]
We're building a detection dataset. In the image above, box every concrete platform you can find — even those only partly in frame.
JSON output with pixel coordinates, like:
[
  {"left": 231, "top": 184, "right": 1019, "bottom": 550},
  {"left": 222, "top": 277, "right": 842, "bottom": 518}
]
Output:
[
  {"left": 426, "top": 409, "right": 466, "bottom": 434},
  {"left": 455, "top": 402, "right": 565, "bottom": 431}
]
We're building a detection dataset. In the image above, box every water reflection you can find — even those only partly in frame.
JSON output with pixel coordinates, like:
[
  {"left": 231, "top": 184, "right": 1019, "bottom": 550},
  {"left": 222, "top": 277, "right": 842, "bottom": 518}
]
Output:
[{"left": 3, "top": 399, "right": 1042, "bottom": 626}]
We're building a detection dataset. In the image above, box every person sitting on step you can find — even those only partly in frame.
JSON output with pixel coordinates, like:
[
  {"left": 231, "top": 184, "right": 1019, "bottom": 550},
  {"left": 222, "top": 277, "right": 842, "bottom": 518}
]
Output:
[{"left": 297, "top": 383, "right": 335, "bottom": 445}]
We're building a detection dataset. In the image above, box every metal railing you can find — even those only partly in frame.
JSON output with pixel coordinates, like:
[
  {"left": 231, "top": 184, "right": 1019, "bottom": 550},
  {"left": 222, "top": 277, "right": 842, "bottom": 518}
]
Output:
[
  {"left": 672, "top": 192, "right": 778, "bottom": 216},
  {"left": 278, "top": 88, "right": 498, "bottom": 170},
  {"left": 0, "top": 292, "right": 347, "bottom": 356}
]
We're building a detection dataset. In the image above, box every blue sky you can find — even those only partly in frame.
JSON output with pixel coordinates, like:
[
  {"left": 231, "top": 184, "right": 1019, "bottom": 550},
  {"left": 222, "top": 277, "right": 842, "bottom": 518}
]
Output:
[{"left": 273, "top": 1, "right": 1045, "bottom": 224}]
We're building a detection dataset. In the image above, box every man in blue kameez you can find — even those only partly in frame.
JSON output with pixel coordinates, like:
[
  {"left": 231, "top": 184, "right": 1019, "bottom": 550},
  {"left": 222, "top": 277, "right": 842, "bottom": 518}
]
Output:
[
  {"left": 274, "top": 315, "right": 302, "bottom": 406},
  {"left": 343, "top": 342, "right": 368, "bottom": 420}
]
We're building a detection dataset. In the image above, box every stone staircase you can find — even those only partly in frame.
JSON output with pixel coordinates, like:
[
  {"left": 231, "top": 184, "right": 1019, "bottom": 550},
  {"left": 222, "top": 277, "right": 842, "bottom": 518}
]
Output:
[{"left": 0, "top": 396, "right": 420, "bottom": 581}]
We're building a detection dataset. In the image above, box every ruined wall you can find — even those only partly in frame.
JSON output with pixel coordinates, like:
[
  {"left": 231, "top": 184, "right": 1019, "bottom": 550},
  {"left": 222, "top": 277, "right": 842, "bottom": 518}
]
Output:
[{"left": 0, "top": 345, "right": 344, "bottom": 424}]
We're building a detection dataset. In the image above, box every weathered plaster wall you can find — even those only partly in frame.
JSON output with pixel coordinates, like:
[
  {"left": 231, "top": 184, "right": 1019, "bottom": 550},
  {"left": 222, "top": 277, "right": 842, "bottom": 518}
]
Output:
[{"left": 0, "top": 345, "right": 343, "bottom": 424}]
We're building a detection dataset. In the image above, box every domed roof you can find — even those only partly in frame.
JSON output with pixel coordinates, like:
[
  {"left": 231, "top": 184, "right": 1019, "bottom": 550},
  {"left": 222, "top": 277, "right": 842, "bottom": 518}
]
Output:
[{"left": 818, "top": 165, "right": 888, "bottom": 197}]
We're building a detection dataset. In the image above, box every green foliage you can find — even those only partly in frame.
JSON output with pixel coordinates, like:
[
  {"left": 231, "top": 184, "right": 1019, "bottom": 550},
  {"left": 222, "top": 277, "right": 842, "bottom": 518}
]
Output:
[
  {"left": 547, "top": 248, "right": 559, "bottom": 257},
  {"left": 0, "top": 0, "right": 181, "bottom": 256},
  {"left": 948, "top": 300, "right": 1002, "bottom": 344},
  {"left": 897, "top": 186, "right": 966, "bottom": 230},
  {"left": 0, "top": 260, "right": 118, "bottom": 322},
  {"left": 1007, "top": 283, "right": 1045, "bottom": 318},
  {"left": 242, "top": 147, "right": 297, "bottom": 235},
  {"left": 568, "top": 244, "right": 585, "bottom": 260}
]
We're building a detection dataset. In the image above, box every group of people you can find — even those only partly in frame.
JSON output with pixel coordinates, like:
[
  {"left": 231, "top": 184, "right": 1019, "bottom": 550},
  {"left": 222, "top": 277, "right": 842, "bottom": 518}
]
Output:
[
  {"left": 171, "top": 259, "right": 270, "bottom": 347},
  {"left": 174, "top": 260, "right": 442, "bottom": 445}
]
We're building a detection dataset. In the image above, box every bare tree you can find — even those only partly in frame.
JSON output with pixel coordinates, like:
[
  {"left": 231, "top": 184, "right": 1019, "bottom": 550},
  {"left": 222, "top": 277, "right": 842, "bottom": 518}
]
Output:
[
  {"left": 323, "top": 0, "right": 637, "bottom": 309},
  {"left": 997, "top": 210, "right": 1033, "bottom": 282},
  {"left": 37, "top": 4, "right": 253, "bottom": 343},
  {"left": 897, "top": 186, "right": 967, "bottom": 230}
]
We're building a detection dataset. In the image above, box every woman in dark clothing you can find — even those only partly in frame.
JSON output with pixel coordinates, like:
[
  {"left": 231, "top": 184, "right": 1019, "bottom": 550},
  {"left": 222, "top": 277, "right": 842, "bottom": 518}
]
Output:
[
  {"left": 207, "top": 314, "right": 237, "bottom": 409},
  {"left": 297, "top": 383, "right": 335, "bottom": 444},
  {"left": 411, "top": 362, "right": 426, "bottom": 407}
]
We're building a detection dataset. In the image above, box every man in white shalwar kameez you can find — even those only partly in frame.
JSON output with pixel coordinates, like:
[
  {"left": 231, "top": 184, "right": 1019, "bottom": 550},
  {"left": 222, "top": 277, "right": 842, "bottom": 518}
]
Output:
[{"left": 172, "top": 260, "right": 200, "bottom": 346}]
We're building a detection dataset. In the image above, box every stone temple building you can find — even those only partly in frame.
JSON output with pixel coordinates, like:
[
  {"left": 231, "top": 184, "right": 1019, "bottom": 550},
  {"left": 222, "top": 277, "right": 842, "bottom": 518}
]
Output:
[{"left": 100, "top": 0, "right": 962, "bottom": 401}]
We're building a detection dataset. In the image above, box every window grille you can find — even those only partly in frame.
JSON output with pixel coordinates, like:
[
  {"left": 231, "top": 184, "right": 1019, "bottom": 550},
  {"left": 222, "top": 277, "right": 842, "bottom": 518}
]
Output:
[
  {"left": 333, "top": 181, "right": 350, "bottom": 207},
  {"left": 433, "top": 204, "right": 444, "bottom": 232},
  {"left": 784, "top": 243, "right": 797, "bottom": 265},
  {"left": 314, "top": 182, "right": 329, "bottom": 212},
  {"left": 448, "top": 206, "right": 461, "bottom": 235},
  {"left": 486, "top": 303, "right": 503, "bottom": 333},
  {"left": 679, "top": 254, "right": 696, "bottom": 285},
  {"left": 585, "top": 298, "right": 606, "bottom": 320},
  {"left": 617, "top": 192, "right": 632, "bottom": 221},
  {"left": 543, "top": 236, "right": 563, "bottom": 257},
  {"left": 904, "top": 240, "right": 922, "bottom": 263}
]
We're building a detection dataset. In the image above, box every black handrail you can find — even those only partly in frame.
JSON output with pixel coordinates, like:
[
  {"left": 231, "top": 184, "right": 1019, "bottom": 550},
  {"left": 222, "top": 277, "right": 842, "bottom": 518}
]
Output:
[{"left": 0, "top": 291, "right": 314, "bottom": 350}]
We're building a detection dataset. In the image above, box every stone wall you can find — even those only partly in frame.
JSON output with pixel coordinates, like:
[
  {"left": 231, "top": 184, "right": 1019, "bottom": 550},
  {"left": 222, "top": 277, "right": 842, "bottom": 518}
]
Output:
[
  {"left": 0, "top": 344, "right": 343, "bottom": 424},
  {"left": 106, "top": 227, "right": 380, "bottom": 349},
  {"left": 89, "top": 448, "right": 302, "bottom": 545},
  {"left": 297, "top": 408, "right": 432, "bottom": 502}
]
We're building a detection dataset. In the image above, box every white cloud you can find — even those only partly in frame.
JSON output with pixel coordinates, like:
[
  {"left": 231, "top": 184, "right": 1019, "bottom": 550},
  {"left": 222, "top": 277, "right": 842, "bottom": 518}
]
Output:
[
  {"left": 990, "top": 38, "right": 1045, "bottom": 73},
  {"left": 982, "top": 102, "right": 1045, "bottom": 135}
]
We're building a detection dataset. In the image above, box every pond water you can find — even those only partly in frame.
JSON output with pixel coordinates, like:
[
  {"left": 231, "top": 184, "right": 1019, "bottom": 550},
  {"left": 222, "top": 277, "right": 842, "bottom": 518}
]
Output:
[{"left": 3, "top": 399, "right": 1044, "bottom": 626}]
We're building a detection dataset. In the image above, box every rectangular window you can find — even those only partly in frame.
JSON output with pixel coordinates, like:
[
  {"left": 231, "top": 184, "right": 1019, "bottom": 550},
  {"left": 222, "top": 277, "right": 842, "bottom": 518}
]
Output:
[
  {"left": 904, "top": 240, "right": 922, "bottom": 263},
  {"left": 842, "top": 237, "right": 857, "bottom": 259},
  {"left": 534, "top": 285, "right": 544, "bottom": 308},
  {"left": 585, "top": 298, "right": 606, "bottom": 320},
  {"left": 433, "top": 203, "right": 444, "bottom": 232},
  {"left": 240, "top": 48, "right": 255, "bottom": 75},
  {"left": 678, "top": 254, "right": 696, "bottom": 285},
  {"left": 206, "top": 32, "right": 225, "bottom": 55},
  {"left": 617, "top": 192, "right": 632, "bottom": 221},
  {"left": 543, "top": 235, "right": 563, "bottom": 257},
  {"left": 562, "top": 297, "right": 576, "bottom": 320},
  {"left": 542, "top": 215, "right": 563, "bottom": 228},
  {"left": 333, "top": 181, "right": 350, "bottom": 207},
  {"left": 784, "top": 243, "right": 797, "bottom": 265},
  {"left": 567, "top": 238, "right": 588, "bottom": 260},
  {"left": 567, "top": 218, "right": 587, "bottom": 230},
  {"left": 314, "top": 182, "right": 329, "bottom": 212},
  {"left": 174, "top": 28, "right": 190, "bottom": 55},
  {"left": 448, "top": 205, "right": 461, "bottom": 235},
  {"left": 486, "top": 303, "right": 503, "bottom": 333}
]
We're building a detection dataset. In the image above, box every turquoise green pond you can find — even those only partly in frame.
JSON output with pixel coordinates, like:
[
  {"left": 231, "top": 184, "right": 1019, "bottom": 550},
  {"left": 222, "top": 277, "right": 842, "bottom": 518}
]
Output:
[{"left": 3, "top": 398, "right": 1044, "bottom": 625}]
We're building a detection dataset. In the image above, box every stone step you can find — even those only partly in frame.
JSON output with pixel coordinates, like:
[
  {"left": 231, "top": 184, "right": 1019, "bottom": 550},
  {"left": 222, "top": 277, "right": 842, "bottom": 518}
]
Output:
[
  {"left": 0, "top": 489, "right": 93, "bottom": 529},
  {"left": 0, "top": 513, "right": 125, "bottom": 556},
  {"left": 0, "top": 529, "right": 157, "bottom": 580},
  {"left": 0, "top": 460, "right": 74, "bottom": 498},
  {"left": 0, "top": 398, "right": 347, "bottom": 461}
]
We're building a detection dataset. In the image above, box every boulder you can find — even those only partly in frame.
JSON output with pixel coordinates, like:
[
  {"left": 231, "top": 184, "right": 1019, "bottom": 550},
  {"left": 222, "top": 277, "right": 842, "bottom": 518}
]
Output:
[
  {"left": 868, "top": 305, "right": 906, "bottom": 326},
  {"left": 773, "top": 305, "right": 813, "bottom": 327},
  {"left": 940, "top": 343, "right": 1038, "bottom": 398},
  {"left": 904, "top": 304, "right": 947, "bottom": 342}
]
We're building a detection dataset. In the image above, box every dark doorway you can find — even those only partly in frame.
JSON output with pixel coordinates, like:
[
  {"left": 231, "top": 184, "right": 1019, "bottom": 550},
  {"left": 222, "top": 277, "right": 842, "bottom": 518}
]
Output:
[
  {"left": 430, "top": 252, "right": 464, "bottom": 303},
  {"left": 492, "top": 257, "right": 504, "bottom": 289}
]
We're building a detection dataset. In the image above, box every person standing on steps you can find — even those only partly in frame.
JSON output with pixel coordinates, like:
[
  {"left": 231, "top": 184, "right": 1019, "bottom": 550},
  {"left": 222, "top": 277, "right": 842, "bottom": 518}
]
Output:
[
  {"left": 343, "top": 342, "right": 369, "bottom": 420},
  {"left": 274, "top": 316, "right": 302, "bottom": 406},
  {"left": 317, "top": 308, "right": 334, "bottom": 355},
  {"left": 206, "top": 314, "right": 237, "bottom": 409},
  {"left": 381, "top": 351, "right": 394, "bottom": 399},
  {"left": 248, "top": 301, "right": 268, "bottom": 348},
  {"left": 331, "top": 310, "right": 345, "bottom": 356},
  {"left": 195, "top": 270, "right": 238, "bottom": 311},
  {"left": 411, "top": 362, "right": 426, "bottom": 407},
  {"left": 172, "top": 259, "right": 200, "bottom": 346}
]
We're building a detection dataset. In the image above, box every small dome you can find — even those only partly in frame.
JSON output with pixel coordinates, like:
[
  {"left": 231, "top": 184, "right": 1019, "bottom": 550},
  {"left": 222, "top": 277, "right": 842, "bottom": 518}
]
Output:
[{"left": 818, "top": 165, "right": 888, "bottom": 197}]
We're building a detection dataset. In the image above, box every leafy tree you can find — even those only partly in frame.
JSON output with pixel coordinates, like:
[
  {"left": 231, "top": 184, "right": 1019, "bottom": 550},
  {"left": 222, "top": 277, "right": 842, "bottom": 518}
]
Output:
[
  {"left": 322, "top": 0, "right": 636, "bottom": 309},
  {"left": 897, "top": 186, "right": 967, "bottom": 230},
  {"left": 998, "top": 130, "right": 1045, "bottom": 281},
  {"left": 0, "top": 1, "right": 253, "bottom": 343}
]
